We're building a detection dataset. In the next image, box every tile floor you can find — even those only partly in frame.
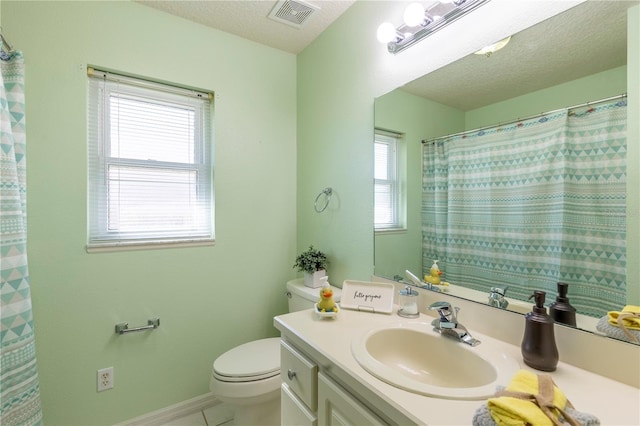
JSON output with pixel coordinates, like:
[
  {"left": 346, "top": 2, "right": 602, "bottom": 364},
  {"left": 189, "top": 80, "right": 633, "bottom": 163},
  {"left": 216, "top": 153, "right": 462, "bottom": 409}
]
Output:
[{"left": 158, "top": 405, "right": 233, "bottom": 426}]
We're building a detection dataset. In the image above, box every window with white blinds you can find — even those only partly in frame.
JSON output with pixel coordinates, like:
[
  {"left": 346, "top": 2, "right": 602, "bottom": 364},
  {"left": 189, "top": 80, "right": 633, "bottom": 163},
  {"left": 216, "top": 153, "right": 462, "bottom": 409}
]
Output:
[
  {"left": 374, "top": 132, "right": 400, "bottom": 230},
  {"left": 87, "top": 68, "right": 214, "bottom": 250}
]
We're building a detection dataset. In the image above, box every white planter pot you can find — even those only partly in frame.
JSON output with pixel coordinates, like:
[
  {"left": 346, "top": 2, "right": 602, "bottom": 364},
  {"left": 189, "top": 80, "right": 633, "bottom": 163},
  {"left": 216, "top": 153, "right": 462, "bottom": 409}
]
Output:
[{"left": 304, "top": 270, "right": 326, "bottom": 288}]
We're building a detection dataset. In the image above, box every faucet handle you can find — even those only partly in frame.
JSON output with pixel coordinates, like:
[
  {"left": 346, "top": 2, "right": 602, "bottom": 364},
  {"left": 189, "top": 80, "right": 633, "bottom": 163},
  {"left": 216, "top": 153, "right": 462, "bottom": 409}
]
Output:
[
  {"left": 490, "top": 286, "right": 508, "bottom": 297},
  {"left": 428, "top": 301, "right": 452, "bottom": 311},
  {"left": 428, "top": 301, "right": 458, "bottom": 324}
]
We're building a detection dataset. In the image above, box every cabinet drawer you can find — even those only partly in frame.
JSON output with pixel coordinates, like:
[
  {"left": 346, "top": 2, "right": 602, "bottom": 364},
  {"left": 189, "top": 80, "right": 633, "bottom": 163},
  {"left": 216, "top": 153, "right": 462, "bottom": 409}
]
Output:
[
  {"left": 281, "top": 383, "right": 317, "bottom": 426},
  {"left": 281, "top": 339, "right": 318, "bottom": 411}
]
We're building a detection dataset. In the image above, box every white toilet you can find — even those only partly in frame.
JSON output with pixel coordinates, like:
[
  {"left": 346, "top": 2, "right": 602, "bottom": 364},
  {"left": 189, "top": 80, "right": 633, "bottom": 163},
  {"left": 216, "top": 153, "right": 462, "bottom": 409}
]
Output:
[{"left": 209, "top": 279, "right": 341, "bottom": 425}]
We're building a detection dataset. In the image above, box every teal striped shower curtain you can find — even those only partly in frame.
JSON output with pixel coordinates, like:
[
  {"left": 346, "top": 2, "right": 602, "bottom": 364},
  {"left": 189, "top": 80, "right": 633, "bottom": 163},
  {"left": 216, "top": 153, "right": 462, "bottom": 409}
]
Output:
[
  {"left": 0, "top": 49, "right": 43, "bottom": 424},
  {"left": 422, "top": 100, "right": 627, "bottom": 317}
]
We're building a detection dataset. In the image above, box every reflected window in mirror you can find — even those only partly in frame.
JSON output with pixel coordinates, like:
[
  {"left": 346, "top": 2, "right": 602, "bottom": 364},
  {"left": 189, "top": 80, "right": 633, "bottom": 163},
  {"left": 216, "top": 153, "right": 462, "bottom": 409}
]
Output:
[{"left": 374, "top": 130, "right": 406, "bottom": 231}]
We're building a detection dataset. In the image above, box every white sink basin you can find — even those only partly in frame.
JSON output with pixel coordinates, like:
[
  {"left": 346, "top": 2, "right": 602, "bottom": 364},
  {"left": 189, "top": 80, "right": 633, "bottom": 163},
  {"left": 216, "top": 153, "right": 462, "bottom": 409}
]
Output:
[{"left": 351, "top": 322, "right": 520, "bottom": 400}]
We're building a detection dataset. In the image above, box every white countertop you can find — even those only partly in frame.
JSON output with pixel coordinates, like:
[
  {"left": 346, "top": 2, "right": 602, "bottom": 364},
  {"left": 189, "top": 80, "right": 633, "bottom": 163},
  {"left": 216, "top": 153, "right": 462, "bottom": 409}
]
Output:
[{"left": 274, "top": 306, "right": 640, "bottom": 425}]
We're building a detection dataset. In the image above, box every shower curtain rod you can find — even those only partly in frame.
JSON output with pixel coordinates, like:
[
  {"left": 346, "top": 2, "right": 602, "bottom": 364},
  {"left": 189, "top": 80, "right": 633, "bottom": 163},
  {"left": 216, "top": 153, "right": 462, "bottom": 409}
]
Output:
[{"left": 422, "top": 93, "right": 627, "bottom": 144}]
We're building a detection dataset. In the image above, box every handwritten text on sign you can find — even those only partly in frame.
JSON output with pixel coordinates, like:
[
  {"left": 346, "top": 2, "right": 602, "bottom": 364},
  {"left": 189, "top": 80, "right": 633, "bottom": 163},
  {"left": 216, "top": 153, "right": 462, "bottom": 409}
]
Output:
[{"left": 353, "top": 291, "right": 383, "bottom": 304}]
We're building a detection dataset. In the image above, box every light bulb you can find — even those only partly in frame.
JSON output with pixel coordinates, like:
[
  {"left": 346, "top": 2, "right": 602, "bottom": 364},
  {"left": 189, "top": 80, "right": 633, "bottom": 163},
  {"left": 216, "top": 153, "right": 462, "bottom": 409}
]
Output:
[
  {"left": 403, "top": 2, "right": 426, "bottom": 27},
  {"left": 474, "top": 36, "right": 512, "bottom": 56},
  {"left": 377, "top": 22, "right": 398, "bottom": 43}
]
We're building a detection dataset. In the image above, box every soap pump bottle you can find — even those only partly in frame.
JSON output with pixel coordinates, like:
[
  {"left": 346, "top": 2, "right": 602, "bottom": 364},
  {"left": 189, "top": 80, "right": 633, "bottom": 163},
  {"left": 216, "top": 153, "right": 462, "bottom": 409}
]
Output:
[
  {"left": 521, "top": 290, "right": 559, "bottom": 372},
  {"left": 549, "top": 282, "right": 577, "bottom": 327}
]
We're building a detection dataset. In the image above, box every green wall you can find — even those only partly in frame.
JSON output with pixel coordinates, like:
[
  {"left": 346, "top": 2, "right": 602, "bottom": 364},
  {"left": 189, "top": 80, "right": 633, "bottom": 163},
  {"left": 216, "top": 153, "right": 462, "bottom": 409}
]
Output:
[{"left": 3, "top": 1, "right": 296, "bottom": 424}]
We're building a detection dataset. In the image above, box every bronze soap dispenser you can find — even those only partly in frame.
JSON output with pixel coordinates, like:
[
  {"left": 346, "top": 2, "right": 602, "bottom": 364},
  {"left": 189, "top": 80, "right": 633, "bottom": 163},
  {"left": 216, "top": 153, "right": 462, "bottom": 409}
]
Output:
[
  {"left": 549, "top": 282, "right": 577, "bottom": 327},
  {"left": 521, "top": 290, "right": 559, "bottom": 372}
]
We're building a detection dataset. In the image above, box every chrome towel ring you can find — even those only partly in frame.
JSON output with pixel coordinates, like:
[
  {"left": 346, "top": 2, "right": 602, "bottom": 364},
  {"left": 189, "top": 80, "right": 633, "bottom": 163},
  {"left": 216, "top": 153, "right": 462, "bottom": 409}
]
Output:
[{"left": 314, "top": 187, "right": 332, "bottom": 213}]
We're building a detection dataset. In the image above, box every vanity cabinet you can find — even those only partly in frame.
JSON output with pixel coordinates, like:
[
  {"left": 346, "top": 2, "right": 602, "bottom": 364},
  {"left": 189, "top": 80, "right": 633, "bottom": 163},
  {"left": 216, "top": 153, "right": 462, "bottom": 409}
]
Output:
[
  {"left": 275, "top": 307, "right": 640, "bottom": 425},
  {"left": 280, "top": 338, "right": 386, "bottom": 426}
]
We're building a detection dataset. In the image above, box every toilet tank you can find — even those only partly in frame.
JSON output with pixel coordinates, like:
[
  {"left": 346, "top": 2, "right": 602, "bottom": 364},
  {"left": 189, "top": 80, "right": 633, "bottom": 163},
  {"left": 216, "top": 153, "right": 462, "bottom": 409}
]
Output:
[{"left": 286, "top": 279, "right": 342, "bottom": 312}]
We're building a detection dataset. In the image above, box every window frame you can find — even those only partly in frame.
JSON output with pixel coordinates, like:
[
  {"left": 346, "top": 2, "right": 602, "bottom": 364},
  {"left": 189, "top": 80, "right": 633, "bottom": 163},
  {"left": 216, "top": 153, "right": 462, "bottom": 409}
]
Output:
[
  {"left": 374, "top": 130, "right": 405, "bottom": 232},
  {"left": 87, "top": 68, "right": 214, "bottom": 251}
]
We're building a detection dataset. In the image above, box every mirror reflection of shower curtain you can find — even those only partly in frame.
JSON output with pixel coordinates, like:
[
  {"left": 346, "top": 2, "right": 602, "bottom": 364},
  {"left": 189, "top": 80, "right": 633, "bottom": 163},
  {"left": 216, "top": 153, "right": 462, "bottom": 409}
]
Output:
[
  {"left": 422, "top": 99, "right": 627, "bottom": 317},
  {"left": 0, "top": 50, "right": 43, "bottom": 424}
]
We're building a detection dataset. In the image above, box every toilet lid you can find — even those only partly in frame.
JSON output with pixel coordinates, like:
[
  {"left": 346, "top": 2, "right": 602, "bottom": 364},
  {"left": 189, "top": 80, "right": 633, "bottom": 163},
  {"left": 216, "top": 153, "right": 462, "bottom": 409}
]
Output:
[{"left": 213, "top": 337, "right": 280, "bottom": 381}]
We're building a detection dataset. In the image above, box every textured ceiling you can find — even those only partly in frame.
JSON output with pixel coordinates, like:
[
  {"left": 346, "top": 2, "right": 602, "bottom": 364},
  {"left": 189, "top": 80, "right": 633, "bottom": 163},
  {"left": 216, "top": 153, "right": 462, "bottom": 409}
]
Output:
[
  {"left": 400, "top": 1, "right": 637, "bottom": 111},
  {"left": 135, "top": 0, "right": 356, "bottom": 54}
]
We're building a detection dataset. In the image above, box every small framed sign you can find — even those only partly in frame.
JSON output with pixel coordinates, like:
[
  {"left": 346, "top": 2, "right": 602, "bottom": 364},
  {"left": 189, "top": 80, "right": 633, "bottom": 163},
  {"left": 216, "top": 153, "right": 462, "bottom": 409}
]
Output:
[{"left": 340, "top": 280, "right": 395, "bottom": 314}]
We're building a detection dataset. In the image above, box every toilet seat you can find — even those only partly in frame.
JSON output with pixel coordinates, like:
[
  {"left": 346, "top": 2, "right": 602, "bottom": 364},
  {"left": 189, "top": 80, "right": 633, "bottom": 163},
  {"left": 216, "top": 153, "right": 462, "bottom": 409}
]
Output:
[{"left": 213, "top": 337, "right": 280, "bottom": 383}]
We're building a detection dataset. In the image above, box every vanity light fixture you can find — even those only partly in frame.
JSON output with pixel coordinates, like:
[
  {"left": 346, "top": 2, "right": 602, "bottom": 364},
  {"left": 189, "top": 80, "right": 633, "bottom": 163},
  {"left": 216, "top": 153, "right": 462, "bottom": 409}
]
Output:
[
  {"left": 377, "top": 0, "right": 491, "bottom": 54},
  {"left": 474, "top": 36, "right": 511, "bottom": 57}
]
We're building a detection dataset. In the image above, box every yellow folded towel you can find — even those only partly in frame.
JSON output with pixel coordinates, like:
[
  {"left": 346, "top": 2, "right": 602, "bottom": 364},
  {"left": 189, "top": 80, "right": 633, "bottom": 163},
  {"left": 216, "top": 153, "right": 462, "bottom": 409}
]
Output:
[
  {"left": 487, "top": 370, "right": 577, "bottom": 426},
  {"left": 608, "top": 305, "right": 640, "bottom": 330}
]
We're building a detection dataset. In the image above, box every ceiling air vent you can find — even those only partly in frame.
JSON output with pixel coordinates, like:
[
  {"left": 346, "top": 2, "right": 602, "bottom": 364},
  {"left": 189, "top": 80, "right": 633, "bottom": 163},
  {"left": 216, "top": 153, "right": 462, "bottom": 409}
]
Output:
[{"left": 268, "top": 0, "right": 320, "bottom": 29}]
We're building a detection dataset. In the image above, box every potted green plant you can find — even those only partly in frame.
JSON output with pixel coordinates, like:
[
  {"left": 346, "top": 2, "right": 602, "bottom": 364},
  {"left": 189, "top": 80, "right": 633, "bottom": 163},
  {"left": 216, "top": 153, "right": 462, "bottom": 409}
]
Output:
[{"left": 293, "top": 245, "right": 328, "bottom": 288}]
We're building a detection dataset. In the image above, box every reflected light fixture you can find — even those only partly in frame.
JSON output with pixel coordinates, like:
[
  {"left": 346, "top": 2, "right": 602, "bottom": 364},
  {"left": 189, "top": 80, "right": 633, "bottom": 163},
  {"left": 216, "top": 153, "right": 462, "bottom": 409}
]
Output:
[
  {"left": 403, "top": 2, "right": 428, "bottom": 27},
  {"left": 377, "top": 22, "right": 403, "bottom": 44},
  {"left": 474, "top": 36, "right": 512, "bottom": 57},
  {"left": 377, "top": 0, "right": 491, "bottom": 54}
]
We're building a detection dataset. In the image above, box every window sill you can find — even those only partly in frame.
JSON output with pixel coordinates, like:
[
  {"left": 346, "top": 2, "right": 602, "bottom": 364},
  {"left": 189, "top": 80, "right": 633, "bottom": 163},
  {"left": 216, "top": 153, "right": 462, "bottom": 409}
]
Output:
[
  {"left": 374, "top": 227, "right": 407, "bottom": 235},
  {"left": 86, "top": 239, "right": 215, "bottom": 253}
]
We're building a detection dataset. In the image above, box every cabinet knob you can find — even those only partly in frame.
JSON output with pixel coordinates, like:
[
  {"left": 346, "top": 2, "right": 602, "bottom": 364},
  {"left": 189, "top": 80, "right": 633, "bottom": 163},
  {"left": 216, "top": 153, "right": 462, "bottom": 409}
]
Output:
[{"left": 287, "top": 369, "right": 297, "bottom": 380}]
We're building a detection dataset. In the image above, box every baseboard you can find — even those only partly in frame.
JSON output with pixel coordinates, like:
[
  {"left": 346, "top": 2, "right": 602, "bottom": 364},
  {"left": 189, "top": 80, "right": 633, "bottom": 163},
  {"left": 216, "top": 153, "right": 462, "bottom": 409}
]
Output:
[{"left": 115, "top": 392, "right": 221, "bottom": 426}]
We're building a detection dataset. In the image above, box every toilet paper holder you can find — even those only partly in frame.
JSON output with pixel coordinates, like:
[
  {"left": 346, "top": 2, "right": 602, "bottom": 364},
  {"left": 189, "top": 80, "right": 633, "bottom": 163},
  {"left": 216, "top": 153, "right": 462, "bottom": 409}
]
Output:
[{"left": 115, "top": 318, "right": 160, "bottom": 335}]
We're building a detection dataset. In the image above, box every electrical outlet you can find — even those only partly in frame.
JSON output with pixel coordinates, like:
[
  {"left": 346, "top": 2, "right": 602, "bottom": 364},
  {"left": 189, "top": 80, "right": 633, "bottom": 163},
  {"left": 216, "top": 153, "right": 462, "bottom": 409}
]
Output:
[{"left": 97, "top": 367, "right": 114, "bottom": 392}]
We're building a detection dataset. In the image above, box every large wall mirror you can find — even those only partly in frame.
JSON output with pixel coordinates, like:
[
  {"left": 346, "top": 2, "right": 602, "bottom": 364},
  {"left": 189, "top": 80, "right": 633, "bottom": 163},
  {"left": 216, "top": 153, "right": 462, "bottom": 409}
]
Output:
[{"left": 374, "top": 0, "right": 639, "bottom": 344}]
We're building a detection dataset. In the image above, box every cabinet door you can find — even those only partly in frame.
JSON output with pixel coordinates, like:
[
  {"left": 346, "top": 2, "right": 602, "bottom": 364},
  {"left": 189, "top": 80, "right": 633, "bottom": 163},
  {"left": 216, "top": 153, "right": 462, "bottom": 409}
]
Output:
[
  {"left": 281, "top": 383, "right": 317, "bottom": 426},
  {"left": 317, "top": 373, "right": 386, "bottom": 426}
]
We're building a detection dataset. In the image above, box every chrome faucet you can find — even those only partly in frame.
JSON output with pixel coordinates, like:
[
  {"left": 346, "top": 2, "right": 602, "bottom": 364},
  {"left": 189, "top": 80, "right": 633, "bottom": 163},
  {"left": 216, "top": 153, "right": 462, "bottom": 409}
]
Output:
[
  {"left": 488, "top": 286, "right": 509, "bottom": 309},
  {"left": 428, "top": 301, "right": 480, "bottom": 346}
]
